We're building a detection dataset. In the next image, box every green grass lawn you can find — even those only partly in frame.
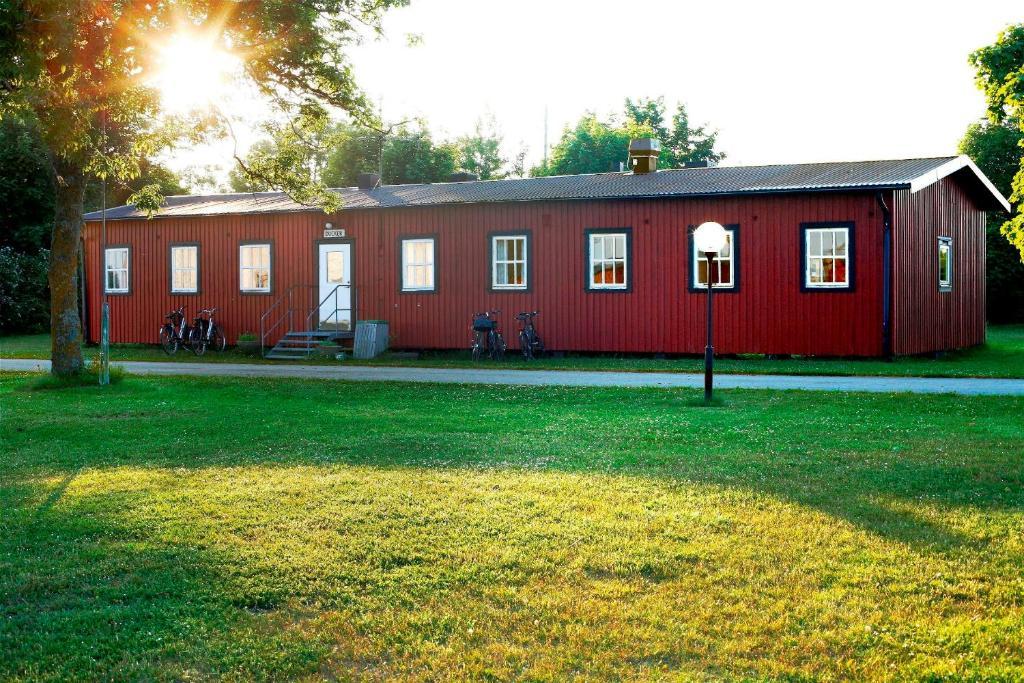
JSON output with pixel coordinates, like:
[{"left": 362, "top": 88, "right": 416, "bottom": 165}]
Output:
[
  {"left": 3, "top": 325, "right": 1024, "bottom": 378},
  {"left": 2, "top": 374, "right": 1023, "bottom": 680}
]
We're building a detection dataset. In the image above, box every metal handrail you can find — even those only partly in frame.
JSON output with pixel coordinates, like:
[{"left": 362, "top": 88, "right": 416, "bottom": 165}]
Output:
[
  {"left": 259, "top": 284, "right": 358, "bottom": 357},
  {"left": 303, "top": 284, "right": 356, "bottom": 333},
  {"left": 259, "top": 284, "right": 316, "bottom": 357}
]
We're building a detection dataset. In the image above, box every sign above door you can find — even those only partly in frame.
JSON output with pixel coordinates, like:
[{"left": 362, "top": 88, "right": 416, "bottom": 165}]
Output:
[{"left": 324, "top": 228, "right": 346, "bottom": 238}]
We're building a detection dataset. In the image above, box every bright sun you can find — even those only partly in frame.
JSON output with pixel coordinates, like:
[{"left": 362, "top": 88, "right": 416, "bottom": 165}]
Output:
[{"left": 151, "top": 33, "right": 238, "bottom": 113}]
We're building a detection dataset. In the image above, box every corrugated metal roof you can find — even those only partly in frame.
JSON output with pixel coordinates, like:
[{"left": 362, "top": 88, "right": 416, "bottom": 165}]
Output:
[{"left": 84, "top": 155, "right": 1008, "bottom": 220}]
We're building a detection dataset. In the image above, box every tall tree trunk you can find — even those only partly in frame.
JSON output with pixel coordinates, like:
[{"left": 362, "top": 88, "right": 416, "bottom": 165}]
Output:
[{"left": 49, "top": 162, "right": 87, "bottom": 376}]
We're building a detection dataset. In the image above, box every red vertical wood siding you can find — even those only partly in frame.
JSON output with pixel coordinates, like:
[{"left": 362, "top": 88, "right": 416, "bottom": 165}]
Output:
[
  {"left": 890, "top": 177, "right": 987, "bottom": 355},
  {"left": 84, "top": 191, "right": 895, "bottom": 356}
]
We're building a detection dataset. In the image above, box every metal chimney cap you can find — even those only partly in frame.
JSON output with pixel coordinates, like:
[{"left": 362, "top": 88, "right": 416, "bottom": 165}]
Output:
[{"left": 628, "top": 138, "right": 661, "bottom": 154}]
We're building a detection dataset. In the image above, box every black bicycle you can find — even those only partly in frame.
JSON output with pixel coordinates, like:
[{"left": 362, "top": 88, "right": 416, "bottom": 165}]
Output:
[
  {"left": 190, "top": 307, "right": 226, "bottom": 356},
  {"left": 516, "top": 311, "right": 545, "bottom": 360},
  {"left": 471, "top": 310, "right": 506, "bottom": 361},
  {"left": 159, "top": 306, "right": 194, "bottom": 355}
]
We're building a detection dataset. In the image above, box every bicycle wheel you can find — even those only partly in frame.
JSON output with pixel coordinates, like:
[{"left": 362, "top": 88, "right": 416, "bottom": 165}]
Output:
[
  {"left": 159, "top": 324, "right": 178, "bottom": 355},
  {"left": 211, "top": 325, "right": 227, "bottom": 352},
  {"left": 534, "top": 336, "right": 545, "bottom": 357},
  {"left": 471, "top": 332, "right": 483, "bottom": 361},
  {"left": 190, "top": 326, "right": 207, "bottom": 356},
  {"left": 491, "top": 332, "right": 506, "bottom": 361},
  {"left": 519, "top": 330, "right": 532, "bottom": 360}
]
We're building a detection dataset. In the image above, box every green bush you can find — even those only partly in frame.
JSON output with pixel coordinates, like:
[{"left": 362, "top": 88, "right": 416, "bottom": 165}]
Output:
[
  {"left": 0, "top": 246, "right": 50, "bottom": 334},
  {"left": 987, "top": 217, "right": 1024, "bottom": 323}
]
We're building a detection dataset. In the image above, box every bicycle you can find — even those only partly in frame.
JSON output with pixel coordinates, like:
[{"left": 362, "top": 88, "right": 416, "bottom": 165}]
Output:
[
  {"left": 516, "top": 311, "right": 545, "bottom": 360},
  {"left": 190, "top": 307, "right": 226, "bottom": 356},
  {"left": 159, "top": 306, "right": 193, "bottom": 355},
  {"left": 471, "top": 309, "right": 506, "bottom": 361}
]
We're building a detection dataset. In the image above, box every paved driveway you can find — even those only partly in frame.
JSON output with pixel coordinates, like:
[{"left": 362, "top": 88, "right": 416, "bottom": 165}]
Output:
[{"left": 4, "top": 358, "right": 1024, "bottom": 396}]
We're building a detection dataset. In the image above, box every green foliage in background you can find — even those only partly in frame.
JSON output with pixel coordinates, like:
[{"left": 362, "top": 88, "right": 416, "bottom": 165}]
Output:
[
  {"left": 0, "top": 247, "right": 49, "bottom": 333},
  {"left": 970, "top": 23, "right": 1024, "bottom": 262},
  {"left": 532, "top": 97, "right": 724, "bottom": 177},
  {"left": 959, "top": 121, "right": 1024, "bottom": 322}
]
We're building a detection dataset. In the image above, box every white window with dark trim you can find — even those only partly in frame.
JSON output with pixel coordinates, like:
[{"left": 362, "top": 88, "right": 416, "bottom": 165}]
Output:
[
  {"left": 693, "top": 228, "right": 735, "bottom": 289},
  {"left": 401, "top": 238, "right": 435, "bottom": 291},
  {"left": 588, "top": 232, "right": 628, "bottom": 289},
  {"left": 171, "top": 245, "right": 198, "bottom": 293},
  {"left": 492, "top": 234, "right": 527, "bottom": 289},
  {"left": 239, "top": 243, "right": 271, "bottom": 292},
  {"left": 104, "top": 247, "right": 129, "bottom": 293},
  {"left": 804, "top": 226, "right": 850, "bottom": 288},
  {"left": 938, "top": 237, "right": 953, "bottom": 291}
]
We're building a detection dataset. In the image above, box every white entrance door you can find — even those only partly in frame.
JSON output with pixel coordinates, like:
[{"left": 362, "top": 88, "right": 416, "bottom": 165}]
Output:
[{"left": 318, "top": 243, "right": 352, "bottom": 331}]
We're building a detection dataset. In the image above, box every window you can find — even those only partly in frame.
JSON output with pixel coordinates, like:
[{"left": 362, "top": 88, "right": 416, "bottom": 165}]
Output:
[
  {"left": 104, "top": 247, "right": 129, "bottom": 293},
  {"left": 692, "top": 227, "right": 736, "bottom": 289},
  {"left": 239, "top": 243, "right": 271, "bottom": 292},
  {"left": 803, "top": 224, "right": 852, "bottom": 289},
  {"left": 492, "top": 234, "right": 528, "bottom": 290},
  {"left": 938, "top": 237, "right": 953, "bottom": 291},
  {"left": 170, "top": 245, "right": 198, "bottom": 293},
  {"left": 401, "top": 238, "right": 435, "bottom": 291},
  {"left": 326, "top": 251, "right": 344, "bottom": 284},
  {"left": 587, "top": 230, "right": 629, "bottom": 290}
]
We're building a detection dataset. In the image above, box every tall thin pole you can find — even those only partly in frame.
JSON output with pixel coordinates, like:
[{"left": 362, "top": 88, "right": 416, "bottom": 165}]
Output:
[
  {"left": 542, "top": 105, "right": 549, "bottom": 171},
  {"left": 99, "top": 110, "right": 110, "bottom": 386},
  {"left": 703, "top": 254, "right": 715, "bottom": 403}
]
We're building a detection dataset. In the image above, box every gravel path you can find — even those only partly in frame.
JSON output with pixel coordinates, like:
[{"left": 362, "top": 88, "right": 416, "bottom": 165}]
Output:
[{"left": 4, "top": 358, "right": 1023, "bottom": 396}]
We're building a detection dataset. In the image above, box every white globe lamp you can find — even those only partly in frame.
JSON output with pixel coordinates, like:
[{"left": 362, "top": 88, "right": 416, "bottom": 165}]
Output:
[{"left": 694, "top": 221, "right": 728, "bottom": 254}]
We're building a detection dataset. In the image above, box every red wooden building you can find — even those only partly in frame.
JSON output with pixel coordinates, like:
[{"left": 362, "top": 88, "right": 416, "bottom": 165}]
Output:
[{"left": 82, "top": 149, "right": 1009, "bottom": 358}]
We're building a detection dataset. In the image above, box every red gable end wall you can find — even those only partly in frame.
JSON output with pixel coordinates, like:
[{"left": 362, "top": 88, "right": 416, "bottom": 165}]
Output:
[{"left": 890, "top": 177, "right": 987, "bottom": 355}]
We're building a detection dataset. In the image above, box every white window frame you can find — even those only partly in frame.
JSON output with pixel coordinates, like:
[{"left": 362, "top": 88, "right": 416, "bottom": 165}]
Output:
[
  {"left": 938, "top": 237, "right": 953, "bottom": 291},
  {"left": 239, "top": 243, "right": 271, "bottom": 293},
  {"left": 401, "top": 237, "right": 435, "bottom": 292},
  {"left": 693, "top": 228, "right": 736, "bottom": 289},
  {"left": 491, "top": 234, "right": 528, "bottom": 290},
  {"left": 804, "top": 226, "right": 851, "bottom": 289},
  {"left": 588, "top": 232, "right": 628, "bottom": 290},
  {"left": 104, "top": 247, "right": 129, "bottom": 294},
  {"left": 170, "top": 245, "right": 198, "bottom": 294}
]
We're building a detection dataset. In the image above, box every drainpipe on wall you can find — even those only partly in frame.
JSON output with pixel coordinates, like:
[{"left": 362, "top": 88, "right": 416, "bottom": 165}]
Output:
[{"left": 876, "top": 192, "right": 893, "bottom": 359}]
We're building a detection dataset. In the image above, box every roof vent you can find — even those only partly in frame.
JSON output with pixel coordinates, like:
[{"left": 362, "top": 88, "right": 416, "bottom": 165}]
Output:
[
  {"left": 628, "top": 138, "right": 661, "bottom": 174},
  {"left": 681, "top": 160, "right": 713, "bottom": 169},
  {"left": 357, "top": 172, "right": 381, "bottom": 190},
  {"left": 448, "top": 172, "right": 479, "bottom": 182}
]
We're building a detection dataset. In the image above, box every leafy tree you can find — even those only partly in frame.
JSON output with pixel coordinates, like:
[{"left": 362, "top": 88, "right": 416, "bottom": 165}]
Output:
[
  {"left": 0, "top": 115, "right": 54, "bottom": 253},
  {"left": 0, "top": 246, "right": 49, "bottom": 333},
  {"left": 534, "top": 98, "right": 724, "bottom": 177},
  {"left": 959, "top": 121, "right": 1024, "bottom": 322},
  {"left": 322, "top": 122, "right": 457, "bottom": 187},
  {"left": 382, "top": 129, "right": 458, "bottom": 185},
  {"left": 0, "top": 0, "right": 405, "bottom": 376},
  {"left": 84, "top": 160, "right": 189, "bottom": 213},
  {"left": 229, "top": 141, "right": 276, "bottom": 192},
  {"left": 970, "top": 24, "right": 1024, "bottom": 262},
  {"left": 456, "top": 115, "right": 507, "bottom": 180},
  {"left": 0, "top": 111, "right": 186, "bottom": 334},
  {"left": 532, "top": 114, "right": 632, "bottom": 176}
]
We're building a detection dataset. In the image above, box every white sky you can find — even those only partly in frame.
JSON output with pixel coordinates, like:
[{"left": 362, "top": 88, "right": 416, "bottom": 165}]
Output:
[{"left": 170, "top": 0, "right": 1022, "bottom": 187}]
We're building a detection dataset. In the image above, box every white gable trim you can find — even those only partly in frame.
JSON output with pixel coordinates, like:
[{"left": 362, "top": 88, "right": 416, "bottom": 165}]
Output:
[{"left": 908, "top": 155, "right": 1011, "bottom": 212}]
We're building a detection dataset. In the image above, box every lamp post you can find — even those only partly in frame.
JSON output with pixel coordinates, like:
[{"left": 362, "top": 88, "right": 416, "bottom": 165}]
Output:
[{"left": 693, "top": 221, "right": 728, "bottom": 404}]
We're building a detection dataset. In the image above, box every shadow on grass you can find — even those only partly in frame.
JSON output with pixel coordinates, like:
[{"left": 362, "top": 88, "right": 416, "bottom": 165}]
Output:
[
  {"left": 4, "top": 375, "right": 1022, "bottom": 557},
  {"left": 1, "top": 484, "right": 330, "bottom": 680}
]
